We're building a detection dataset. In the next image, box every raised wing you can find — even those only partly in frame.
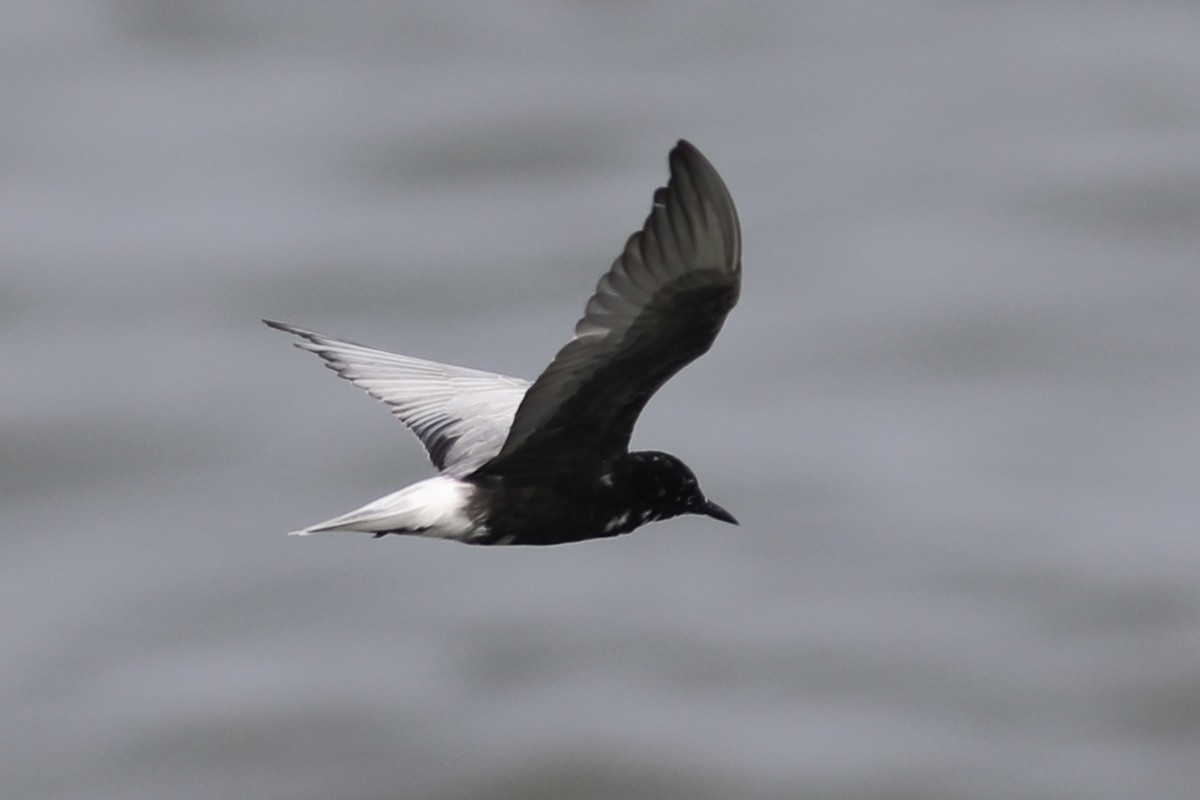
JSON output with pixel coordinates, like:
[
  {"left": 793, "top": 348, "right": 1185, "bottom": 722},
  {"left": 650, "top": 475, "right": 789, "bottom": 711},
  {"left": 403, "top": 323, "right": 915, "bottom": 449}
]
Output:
[
  {"left": 265, "top": 320, "right": 529, "bottom": 476},
  {"left": 477, "top": 140, "right": 741, "bottom": 476}
]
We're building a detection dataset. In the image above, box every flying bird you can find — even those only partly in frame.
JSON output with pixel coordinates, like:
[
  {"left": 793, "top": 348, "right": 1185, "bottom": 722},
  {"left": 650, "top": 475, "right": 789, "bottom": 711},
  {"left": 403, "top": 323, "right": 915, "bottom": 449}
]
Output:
[{"left": 266, "top": 140, "right": 741, "bottom": 545}]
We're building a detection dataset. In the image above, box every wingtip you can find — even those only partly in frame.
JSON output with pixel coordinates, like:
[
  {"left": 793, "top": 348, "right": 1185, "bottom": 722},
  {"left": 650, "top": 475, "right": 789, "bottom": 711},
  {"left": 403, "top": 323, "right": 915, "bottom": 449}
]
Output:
[
  {"left": 673, "top": 138, "right": 698, "bottom": 155},
  {"left": 264, "top": 319, "right": 324, "bottom": 348},
  {"left": 666, "top": 137, "right": 741, "bottom": 273},
  {"left": 669, "top": 138, "right": 709, "bottom": 168},
  {"left": 264, "top": 318, "right": 293, "bottom": 333}
]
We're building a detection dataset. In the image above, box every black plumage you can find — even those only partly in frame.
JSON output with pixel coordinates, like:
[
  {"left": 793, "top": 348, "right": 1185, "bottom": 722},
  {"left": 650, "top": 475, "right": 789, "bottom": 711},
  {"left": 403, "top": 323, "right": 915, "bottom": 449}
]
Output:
[{"left": 267, "top": 140, "right": 741, "bottom": 545}]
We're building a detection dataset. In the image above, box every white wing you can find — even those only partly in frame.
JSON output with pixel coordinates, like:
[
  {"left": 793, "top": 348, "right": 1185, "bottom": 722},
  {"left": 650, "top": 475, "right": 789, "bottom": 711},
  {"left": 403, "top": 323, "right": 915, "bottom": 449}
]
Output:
[{"left": 266, "top": 321, "right": 529, "bottom": 476}]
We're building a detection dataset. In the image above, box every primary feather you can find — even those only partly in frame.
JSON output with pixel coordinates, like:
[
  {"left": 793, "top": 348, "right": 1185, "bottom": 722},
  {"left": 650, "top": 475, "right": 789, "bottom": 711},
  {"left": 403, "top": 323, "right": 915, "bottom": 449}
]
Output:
[
  {"left": 267, "top": 140, "right": 742, "bottom": 543},
  {"left": 480, "top": 140, "right": 741, "bottom": 476},
  {"left": 263, "top": 321, "right": 528, "bottom": 476}
]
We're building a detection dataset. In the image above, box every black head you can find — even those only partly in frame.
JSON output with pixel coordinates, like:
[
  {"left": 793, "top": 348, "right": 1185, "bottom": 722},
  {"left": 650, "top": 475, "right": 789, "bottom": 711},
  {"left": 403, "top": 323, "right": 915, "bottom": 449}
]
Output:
[{"left": 626, "top": 451, "right": 738, "bottom": 525}]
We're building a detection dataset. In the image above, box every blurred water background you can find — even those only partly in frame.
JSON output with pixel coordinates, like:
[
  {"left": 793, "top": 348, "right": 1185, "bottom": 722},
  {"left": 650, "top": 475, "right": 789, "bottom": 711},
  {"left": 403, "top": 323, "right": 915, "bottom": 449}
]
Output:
[{"left": 3, "top": 2, "right": 1200, "bottom": 798}]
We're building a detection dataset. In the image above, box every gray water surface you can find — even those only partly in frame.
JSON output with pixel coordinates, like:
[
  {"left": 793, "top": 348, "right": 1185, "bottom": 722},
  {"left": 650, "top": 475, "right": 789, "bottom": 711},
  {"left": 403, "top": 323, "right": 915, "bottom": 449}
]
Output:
[{"left": 4, "top": 3, "right": 1200, "bottom": 799}]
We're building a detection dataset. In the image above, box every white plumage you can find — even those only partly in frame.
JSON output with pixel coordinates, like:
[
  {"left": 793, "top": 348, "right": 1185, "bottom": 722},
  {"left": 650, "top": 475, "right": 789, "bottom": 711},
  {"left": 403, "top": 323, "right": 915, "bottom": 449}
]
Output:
[
  {"left": 266, "top": 140, "right": 741, "bottom": 544},
  {"left": 289, "top": 475, "right": 479, "bottom": 539},
  {"left": 266, "top": 321, "right": 528, "bottom": 477}
]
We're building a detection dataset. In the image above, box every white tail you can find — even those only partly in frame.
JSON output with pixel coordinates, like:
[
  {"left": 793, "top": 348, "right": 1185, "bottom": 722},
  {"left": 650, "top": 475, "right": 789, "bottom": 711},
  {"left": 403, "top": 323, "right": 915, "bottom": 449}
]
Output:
[{"left": 290, "top": 476, "right": 476, "bottom": 539}]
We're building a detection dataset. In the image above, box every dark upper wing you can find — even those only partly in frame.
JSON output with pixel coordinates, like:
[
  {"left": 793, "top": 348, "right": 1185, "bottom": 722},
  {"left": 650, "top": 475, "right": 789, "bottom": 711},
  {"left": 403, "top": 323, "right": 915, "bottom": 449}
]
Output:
[
  {"left": 477, "top": 140, "right": 741, "bottom": 476},
  {"left": 265, "top": 320, "right": 529, "bottom": 476}
]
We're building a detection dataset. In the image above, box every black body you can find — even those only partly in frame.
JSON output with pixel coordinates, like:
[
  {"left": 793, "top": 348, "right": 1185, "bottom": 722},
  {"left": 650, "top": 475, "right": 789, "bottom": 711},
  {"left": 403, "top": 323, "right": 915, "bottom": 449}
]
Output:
[
  {"left": 269, "top": 140, "right": 742, "bottom": 544},
  {"left": 459, "top": 451, "right": 735, "bottom": 546}
]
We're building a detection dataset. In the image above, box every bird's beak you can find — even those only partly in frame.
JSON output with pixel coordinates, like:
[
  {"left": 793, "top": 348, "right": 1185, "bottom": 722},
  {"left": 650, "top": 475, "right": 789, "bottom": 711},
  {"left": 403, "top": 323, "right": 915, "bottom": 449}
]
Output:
[{"left": 700, "top": 499, "right": 738, "bottom": 525}]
